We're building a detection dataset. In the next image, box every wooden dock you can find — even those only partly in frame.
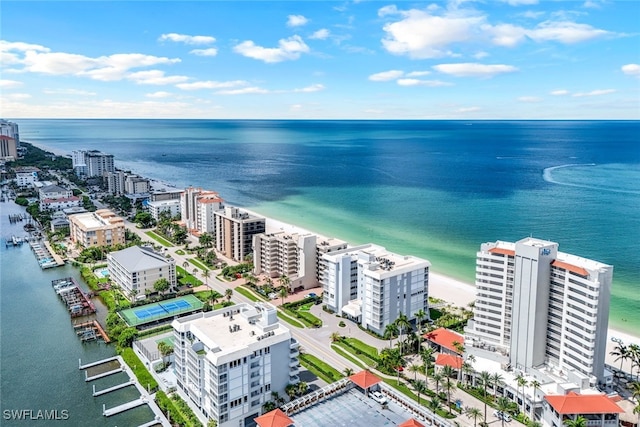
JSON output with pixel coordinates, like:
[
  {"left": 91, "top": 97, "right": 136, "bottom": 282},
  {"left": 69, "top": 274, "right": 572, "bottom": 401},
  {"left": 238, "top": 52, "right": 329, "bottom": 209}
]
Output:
[{"left": 73, "top": 320, "right": 111, "bottom": 343}]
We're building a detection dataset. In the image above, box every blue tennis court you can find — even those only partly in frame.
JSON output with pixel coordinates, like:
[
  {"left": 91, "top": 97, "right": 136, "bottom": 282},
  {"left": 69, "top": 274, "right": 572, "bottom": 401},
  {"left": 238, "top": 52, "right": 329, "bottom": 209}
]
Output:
[{"left": 119, "top": 295, "right": 203, "bottom": 327}]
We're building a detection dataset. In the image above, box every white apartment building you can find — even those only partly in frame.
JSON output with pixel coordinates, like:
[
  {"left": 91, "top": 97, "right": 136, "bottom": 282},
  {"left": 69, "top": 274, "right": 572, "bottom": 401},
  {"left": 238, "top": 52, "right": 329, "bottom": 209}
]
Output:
[
  {"left": 147, "top": 199, "right": 181, "bottom": 221},
  {"left": 316, "top": 237, "right": 348, "bottom": 283},
  {"left": 322, "top": 244, "right": 430, "bottom": 336},
  {"left": 465, "top": 237, "right": 613, "bottom": 388},
  {"left": 14, "top": 167, "right": 39, "bottom": 187},
  {"left": 252, "top": 232, "right": 319, "bottom": 290},
  {"left": 72, "top": 150, "right": 115, "bottom": 178},
  {"left": 124, "top": 175, "right": 150, "bottom": 195},
  {"left": 105, "top": 170, "right": 126, "bottom": 195},
  {"left": 214, "top": 207, "right": 265, "bottom": 262},
  {"left": 172, "top": 303, "right": 300, "bottom": 427},
  {"left": 107, "top": 245, "right": 176, "bottom": 300},
  {"left": 181, "top": 187, "right": 223, "bottom": 233}
]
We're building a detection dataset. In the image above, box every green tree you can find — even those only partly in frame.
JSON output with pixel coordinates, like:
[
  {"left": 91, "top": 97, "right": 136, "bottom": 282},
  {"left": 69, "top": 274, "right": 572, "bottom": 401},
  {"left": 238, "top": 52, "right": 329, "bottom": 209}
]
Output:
[
  {"left": 279, "top": 274, "right": 290, "bottom": 291},
  {"left": 285, "top": 384, "right": 297, "bottom": 400},
  {"left": 202, "top": 269, "right": 211, "bottom": 289},
  {"left": 465, "top": 407, "right": 483, "bottom": 427},
  {"left": 530, "top": 379, "right": 541, "bottom": 419},
  {"left": 297, "top": 381, "right": 308, "bottom": 396},
  {"left": 428, "top": 397, "right": 442, "bottom": 414},
  {"left": 442, "top": 365, "right": 455, "bottom": 414},
  {"left": 199, "top": 232, "right": 213, "bottom": 248},
  {"left": 394, "top": 312, "right": 411, "bottom": 356},
  {"left": 490, "top": 372, "right": 504, "bottom": 400},
  {"left": 432, "top": 371, "right": 444, "bottom": 395},
  {"left": 479, "top": 370, "right": 491, "bottom": 422},
  {"left": 384, "top": 323, "right": 399, "bottom": 349},
  {"left": 117, "top": 327, "right": 138, "bottom": 347},
  {"left": 134, "top": 211, "right": 155, "bottom": 228},
  {"left": 516, "top": 373, "right": 528, "bottom": 414},
  {"left": 225, "top": 288, "right": 233, "bottom": 302},
  {"left": 330, "top": 332, "right": 342, "bottom": 343},
  {"left": 279, "top": 286, "right": 288, "bottom": 306},
  {"left": 154, "top": 278, "right": 171, "bottom": 295},
  {"left": 409, "top": 364, "right": 421, "bottom": 381},
  {"left": 563, "top": 416, "right": 587, "bottom": 427},
  {"left": 343, "top": 367, "right": 354, "bottom": 377},
  {"left": 157, "top": 341, "right": 174, "bottom": 363},
  {"left": 414, "top": 380, "right": 428, "bottom": 405},
  {"left": 496, "top": 397, "right": 512, "bottom": 427},
  {"left": 421, "top": 346, "right": 435, "bottom": 383},
  {"left": 610, "top": 342, "right": 629, "bottom": 375}
]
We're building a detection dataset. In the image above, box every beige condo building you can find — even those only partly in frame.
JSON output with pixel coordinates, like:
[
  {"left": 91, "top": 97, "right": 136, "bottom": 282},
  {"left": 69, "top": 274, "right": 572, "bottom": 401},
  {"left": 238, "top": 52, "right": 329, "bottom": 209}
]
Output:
[{"left": 68, "top": 209, "right": 125, "bottom": 248}]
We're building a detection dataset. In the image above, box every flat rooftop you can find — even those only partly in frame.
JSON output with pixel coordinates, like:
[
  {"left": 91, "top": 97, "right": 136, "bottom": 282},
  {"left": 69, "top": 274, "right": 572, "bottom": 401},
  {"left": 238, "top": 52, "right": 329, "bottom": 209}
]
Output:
[{"left": 290, "top": 389, "right": 415, "bottom": 426}]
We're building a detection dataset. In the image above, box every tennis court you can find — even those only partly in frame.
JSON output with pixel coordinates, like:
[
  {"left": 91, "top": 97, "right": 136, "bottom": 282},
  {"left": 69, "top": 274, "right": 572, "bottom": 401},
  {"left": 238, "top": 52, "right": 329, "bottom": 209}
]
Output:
[{"left": 119, "top": 294, "right": 204, "bottom": 327}]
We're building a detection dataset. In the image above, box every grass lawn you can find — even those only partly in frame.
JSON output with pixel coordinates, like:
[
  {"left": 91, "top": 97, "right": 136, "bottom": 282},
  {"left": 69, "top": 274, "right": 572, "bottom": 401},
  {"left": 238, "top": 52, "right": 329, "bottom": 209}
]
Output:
[
  {"left": 188, "top": 258, "right": 209, "bottom": 271},
  {"left": 175, "top": 249, "right": 185, "bottom": 255},
  {"left": 277, "top": 312, "right": 305, "bottom": 328},
  {"left": 333, "top": 340, "right": 378, "bottom": 367},
  {"left": 299, "top": 353, "right": 343, "bottom": 384},
  {"left": 343, "top": 337, "right": 379, "bottom": 360},
  {"left": 235, "top": 286, "right": 264, "bottom": 302},
  {"left": 298, "top": 302, "right": 314, "bottom": 311},
  {"left": 119, "top": 347, "right": 158, "bottom": 392},
  {"left": 331, "top": 344, "right": 367, "bottom": 369},
  {"left": 176, "top": 266, "right": 202, "bottom": 287},
  {"left": 144, "top": 231, "right": 173, "bottom": 247}
]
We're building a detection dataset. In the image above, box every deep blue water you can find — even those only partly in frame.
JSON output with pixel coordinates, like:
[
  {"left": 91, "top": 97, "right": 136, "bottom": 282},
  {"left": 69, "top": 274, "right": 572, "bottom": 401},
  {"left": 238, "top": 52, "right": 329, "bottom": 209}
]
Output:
[{"left": 12, "top": 119, "right": 640, "bottom": 333}]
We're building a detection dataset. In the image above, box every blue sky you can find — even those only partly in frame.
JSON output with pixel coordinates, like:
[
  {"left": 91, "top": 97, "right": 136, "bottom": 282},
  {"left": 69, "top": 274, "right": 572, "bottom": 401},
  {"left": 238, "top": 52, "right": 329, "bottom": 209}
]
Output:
[{"left": 1, "top": 1, "right": 639, "bottom": 119}]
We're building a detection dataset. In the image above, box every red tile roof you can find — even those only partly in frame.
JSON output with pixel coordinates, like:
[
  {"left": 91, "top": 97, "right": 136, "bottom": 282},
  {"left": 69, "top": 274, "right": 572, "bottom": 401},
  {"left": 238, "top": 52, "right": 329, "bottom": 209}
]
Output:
[
  {"left": 349, "top": 370, "right": 381, "bottom": 389},
  {"left": 489, "top": 247, "right": 515, "bottom": 256},
  {"left": 399, "top": 419, "right": 426, "bottom": 427},
  {"left": 551, "top": 260, "right": 589, "bottom": 277},
  {"left": 544, "top": 392, "right": 624, "bottom": 415},
  {"left": 435, "top": 353, "right": 463, "bottom": 369},
  {"left": 423, "top": 328, "right": 464, "bottom": 354},
  {"left": 254, "top": 409, "right": 294, "bottom": 427}
]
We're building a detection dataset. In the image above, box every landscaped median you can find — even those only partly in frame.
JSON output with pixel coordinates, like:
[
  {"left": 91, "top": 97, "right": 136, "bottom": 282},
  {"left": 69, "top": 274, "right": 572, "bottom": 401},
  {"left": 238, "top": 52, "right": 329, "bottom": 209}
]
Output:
[
  {"left": 281, "top": 297, "right": 322, "bottom": 328},
  {"left": 144, "top": 230, "right": 173, "bottom": 247},
  {"left": 299, "top": 353, "right": 344, "bottom": 384}
]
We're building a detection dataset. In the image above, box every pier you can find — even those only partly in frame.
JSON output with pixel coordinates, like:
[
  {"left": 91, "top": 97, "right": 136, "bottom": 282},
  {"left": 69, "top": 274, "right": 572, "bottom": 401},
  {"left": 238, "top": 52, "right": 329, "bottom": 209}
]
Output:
[
  {"left": 79, "top": 356, "right": 171, "bottom": 426},
  {"left": 73, "top": 320, "right": 111, "bottom": 343},
  {"left": 52, "top": 277, "right": 96, "bottom": 318},
  {"left": 30, "top": 240, "right": 64, "bottom": 269}
]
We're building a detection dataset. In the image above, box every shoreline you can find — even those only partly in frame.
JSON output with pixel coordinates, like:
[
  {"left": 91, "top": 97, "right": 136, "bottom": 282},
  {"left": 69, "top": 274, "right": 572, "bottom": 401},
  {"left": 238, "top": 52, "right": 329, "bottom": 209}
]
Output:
[{"left": 245, "top": 206, "right": 640, "bottom": 369}]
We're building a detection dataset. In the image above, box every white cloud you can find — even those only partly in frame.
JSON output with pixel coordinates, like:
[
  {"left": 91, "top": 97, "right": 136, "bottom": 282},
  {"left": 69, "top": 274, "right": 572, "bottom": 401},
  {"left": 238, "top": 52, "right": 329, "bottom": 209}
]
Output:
[
  {"left": 190, "top": 48, "right": 218, "bottom": 57},
  {"left": 473, "top": 51, "right": 489, "bottom": 59},
  {"left": 583, "top": 0, "right": 604, "bottom": 9},
  {"left": 233, "top": 35, "right": 309, "bottom": 63},
  {"left": 528, "top": 21, "right": 609, "bottom": 44},
  {"left": 158, "top": 33, "right": 216, "bottom": 45},
  {"left": 23, "top": 51, "right": 99, "bottom": 75},
  {"left": 0, "top": 40, "right": 50, "bottom": 53},
  {"left": 43, "top": 88, "right": 96, "bottom": 96},
  {"left": 572, "top": 89, "right": 616, "bottom": 97},
  {"left": 521, "top": 10, "right": 545, "bottom": 19},
  {"left": 485, "top": 23, "right": 528, "bottom": 47},
  {"left": 287, "top": 15, "right": 309, "bottom": 27},
  {"left": 369, "top": 70, "right": 404, "bottom": 81},
  {"left": 501, "top": 0, "right": 538, "bottom": 5},
  {"left": 127, "top": 70, "right": 189, "bottom": 85},
  {"left": 406, "top": 71, "right": 431, "bottom": 77},
  {"left": 0, "top": 79, "right": 23, "bottom": 89},
  {"left": 518, "top": 96, "right": 542, "bottom": 102},
  {"left": 6, "top": 93, "right": 31, "bottom": 100},
  {"left": 622, "top": 64, "right": 640, "bottom": 76},
  {"left": 294, "top": 84, "right": 325, "bottom": 92},
  {"left": 433, "top": 63, "right": 518, "bottom": 77},
  {"left": 550, "top": 89, "right": 570, "bottom": 96},
  {"left": 176, "top": 80, "right": 249, "bottom": 90},
  {"left": 309, "top": 29, "right": 330, "bottom": 40},
  {"left": 397, "top": 79, "right": 452, "bottom": 87},
  {"left": 378, "top": 5, "right": 399, "bottom": 17},
  {"left": 146, "top": 91, "right": 173, "bottom": 98},
  {"left": 457, "top": 106, "right": 481, "bottom": 113},
  {"left": 216, "top": 86, "right": 270, "bottom": 95},
  {"left": 381, "top": 8, "right": 484, "bottom": 59}
]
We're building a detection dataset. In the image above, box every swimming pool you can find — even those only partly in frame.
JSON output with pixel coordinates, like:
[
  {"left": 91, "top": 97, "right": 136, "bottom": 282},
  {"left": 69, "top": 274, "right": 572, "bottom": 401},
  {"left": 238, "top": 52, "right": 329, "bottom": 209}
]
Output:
[{"left": 95, "top": 268, "right": 109, "bottom": 278}]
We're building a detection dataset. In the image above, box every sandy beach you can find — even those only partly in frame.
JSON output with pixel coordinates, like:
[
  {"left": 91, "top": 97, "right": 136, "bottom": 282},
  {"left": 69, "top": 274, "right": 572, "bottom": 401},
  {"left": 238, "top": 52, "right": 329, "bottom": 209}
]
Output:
[{"left": 248, "top": 207, "right": 640, "bottom": 371}]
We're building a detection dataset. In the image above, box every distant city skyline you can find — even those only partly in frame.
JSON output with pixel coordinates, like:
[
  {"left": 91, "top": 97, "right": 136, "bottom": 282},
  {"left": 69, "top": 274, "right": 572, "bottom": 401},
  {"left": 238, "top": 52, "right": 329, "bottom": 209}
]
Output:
[{"left": 1, "top": 1, "right": 639, "bottom": 119}]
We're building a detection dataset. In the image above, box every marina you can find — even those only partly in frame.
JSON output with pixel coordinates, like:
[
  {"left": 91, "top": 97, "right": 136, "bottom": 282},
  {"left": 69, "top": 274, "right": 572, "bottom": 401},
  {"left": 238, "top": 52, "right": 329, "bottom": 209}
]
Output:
[
  {"left": 79, "top": 356, "right": 170, "bottom": 426},
  {"left": 31, "top": 239, "right": 64, "bottom": 269},
  {"left": 73, "top": 320, "right": 111, "bottom": 343},
  {"left": 52, "top": 277, "right": 97, "bottom": 318}
]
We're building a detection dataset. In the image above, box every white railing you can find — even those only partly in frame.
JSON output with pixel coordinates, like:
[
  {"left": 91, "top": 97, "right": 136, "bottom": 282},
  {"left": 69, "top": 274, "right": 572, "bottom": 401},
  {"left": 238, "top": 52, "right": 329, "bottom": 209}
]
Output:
[
  {"left": 379, "top": 382, "right": 454, "bottom": 427},
  {"left": 281, "top": 377, "right": 352, "bottom": 415}
]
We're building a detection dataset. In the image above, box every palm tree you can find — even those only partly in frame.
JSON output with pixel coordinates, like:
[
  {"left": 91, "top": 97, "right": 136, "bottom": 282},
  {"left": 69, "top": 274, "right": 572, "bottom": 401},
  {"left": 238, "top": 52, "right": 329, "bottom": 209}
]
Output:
[
  {"left": 421, "top": 346, "right": 435, "bottom": 382},
  {"left": 279, "top": 274, "right": 290, "bottom": 291},
  {"left": 629, "top": 381, "right": 640, "bottom": 401},
  {"left": 343, "top": 367, "right": 354, "bottom": 377},
  {"left": 297, "top": 381, "right": 308, "bottom": 396},
  {"left": 530, "top": 379, "right": 541, "bottom": 420},
  {"left": 462, "top": 362, "right": 474, "bottom": 387},
  {"left": 479, "top": 370, "right": 491, "bottom": 422},
  {"left": 285, "top": 384, "right": 297, "bottom": 401},
  {"left": 442, "top": 365, "right": 455, "bottom": 414},
  {"left": 224, "top": 288, "right": 233, "bottom": 302},
  {"left": 490, "top": 372, "right": 504, "bottom": 400},
  {"left": 202, "top": 269, "right": 211, "bottom": 289},
  {"left": 182, "top": 260, "right": 189, "bottom": 269},
  {"left": 563, "top": 416, "right": 587, "bottom": 427},
  {"left": 428, "top": 397, "right": 442, "bottom": 414},
  {"left": 395, "top": 312, "right": 411, "bottom": 356},
  {"left": 330, "top": 332, "right": 342, "bottom": 343},
  {"left": 496, "top": 397, "right": 512, "bottom": 427},
  {"left": 629, "top": 344, "right": 640, "bottom": 381},
  {"left": 633, "top": 401, "right": 640, "bottom": 427},
  {"left": 465, "top": 407, "right": 483, "bottom": 427},
  {"left": 271, "top": 391, "right": 285, "bottom": 407},
  {"left": 611, "top": 343, "right": 629, "bottom": 375},
  {"left": 516, "top": 373, "right": 528, "bottom": 415},
  {"left": 384, "top": 323, "right": 399, "bottom": 349},
  {"left": 409, "top": 364, "right": 421, "bottom": 381},
  {"left": 415, "top": 308, "right": 427, "bottom": 345},
  {"left": 414, "top": 380, "right": 427, "bottom": 404},
  {"left": 279, "top": 286, "right": 288, "bottom": 306},
  {"left": 432, "top": 371, "right": 444, "bottom": 395}
]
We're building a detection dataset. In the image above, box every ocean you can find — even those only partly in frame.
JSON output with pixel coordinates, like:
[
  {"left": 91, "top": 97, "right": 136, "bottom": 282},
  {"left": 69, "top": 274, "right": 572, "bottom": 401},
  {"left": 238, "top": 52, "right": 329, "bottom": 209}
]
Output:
[{"left": 12, "top": 119, "right": 640, "bottom": 335}]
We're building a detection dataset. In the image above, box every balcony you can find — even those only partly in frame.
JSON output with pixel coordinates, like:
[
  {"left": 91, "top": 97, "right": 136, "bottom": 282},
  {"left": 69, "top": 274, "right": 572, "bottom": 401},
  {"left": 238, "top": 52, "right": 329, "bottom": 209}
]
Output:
[
  {"left": 289, "top": 365, "right": 300, "bottom": 375},
  {"left": 289, "top": 359, "right": 299, "bottom": 368}
]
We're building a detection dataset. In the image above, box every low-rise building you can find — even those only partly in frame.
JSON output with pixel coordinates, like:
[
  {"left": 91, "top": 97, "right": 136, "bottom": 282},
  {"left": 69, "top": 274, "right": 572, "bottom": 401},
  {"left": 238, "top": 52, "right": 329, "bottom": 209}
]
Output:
[
  {"left": 14, "top": 167, "right": 39, "bottom": 187},
  {"left": 68, "top": 209, "right": 125, "bottom": 248},
  {"left": 40, "top": 196, "right": 82, "bottom": 212},
  {"left": 172, "top": 302, "right": 300, "bottom": 427},
  {"left": 107, "top": 245, "right": 176, "bottom": 300},
  {"left": 39, "top": 184, "right": 72, "bottom": 201},
  {"left": 543, "top": 392, "right": 623, "bottom": 427}
]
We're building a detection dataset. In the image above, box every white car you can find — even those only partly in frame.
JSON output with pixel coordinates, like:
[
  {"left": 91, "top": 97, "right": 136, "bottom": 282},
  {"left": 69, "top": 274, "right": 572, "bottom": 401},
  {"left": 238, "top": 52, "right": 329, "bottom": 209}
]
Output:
[{"left": 370, "top": 391, "right": 387, "bottom": 405}]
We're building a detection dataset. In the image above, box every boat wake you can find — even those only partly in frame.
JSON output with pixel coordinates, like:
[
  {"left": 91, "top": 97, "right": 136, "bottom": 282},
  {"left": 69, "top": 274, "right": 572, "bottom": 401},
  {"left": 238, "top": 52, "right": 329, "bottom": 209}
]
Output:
[{"left": 543, "top": 163, "right": 640, "bottom": 195}]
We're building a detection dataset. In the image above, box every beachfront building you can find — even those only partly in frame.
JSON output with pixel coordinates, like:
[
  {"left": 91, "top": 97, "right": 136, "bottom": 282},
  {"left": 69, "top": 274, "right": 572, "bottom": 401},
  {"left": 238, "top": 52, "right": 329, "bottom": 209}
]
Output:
[
  {"left": 147, "top": 199, "right": 181, "bottom": 221},
  {"left": 105, "top": 170, "right": 126, "bottom": 195},
  {"left": 0, "top": 119, "right": 20, "bottom": 143},
  {"left": 68, "top": 209, "right": 125, "bottom": 248},
  {"left": 0, "top": 120, "right": 19, "bottom": 160},
  {"left": 252, "top": 232, "right": 319, "bottom": 290},
  {"left": 124, "top": 174, "right": 150, "bottom": 195},
  {"left": 214, "top": 207, "right": 265, "bottom": 262},
  {"left": 108, "top": 245, "right": 176, "bottom": 301},
  {"left": 149, "top": 188, "right": 183, "bottom": 202},
  {"left": 180, "top": 187, "right": 224, "bottom": 234},
  {"left": 543, "top": 392, "right": 623, "bottom": 427},
  {"left": 315, "top": 237, "right": 348, "bottom": 282},
  {"left": 172, "top": 302, "right": 300, "bottom": 427},
  {"left": 322, "top": 244, "right": 430, "bottom": 336},
  {"left": 72, "top": 149, "right": 115, "bottom": 178},
  {"left": 14, "top": 166, "right": 39, "bottom": 187},
  {"left": 463, "top": 237, "right": 615, "bottom": 423}
]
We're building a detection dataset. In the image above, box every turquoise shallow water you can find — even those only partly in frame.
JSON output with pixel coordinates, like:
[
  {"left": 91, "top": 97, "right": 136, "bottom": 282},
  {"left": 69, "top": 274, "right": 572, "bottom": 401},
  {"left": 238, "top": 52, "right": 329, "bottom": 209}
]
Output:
[{"left": 14, "top": 119, "right": 640, "bottom": 335}]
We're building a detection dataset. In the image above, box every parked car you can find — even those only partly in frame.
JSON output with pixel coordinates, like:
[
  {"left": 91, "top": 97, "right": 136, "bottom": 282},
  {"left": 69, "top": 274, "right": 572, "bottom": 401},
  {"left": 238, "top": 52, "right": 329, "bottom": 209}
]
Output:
[
  {"left": 370, "top": 391, "right": 387, "bottom": 405},
  {"left": 493, "top": 410, "right": 512, "bottom": 422}
]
